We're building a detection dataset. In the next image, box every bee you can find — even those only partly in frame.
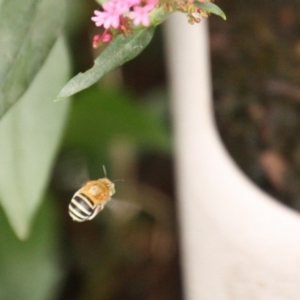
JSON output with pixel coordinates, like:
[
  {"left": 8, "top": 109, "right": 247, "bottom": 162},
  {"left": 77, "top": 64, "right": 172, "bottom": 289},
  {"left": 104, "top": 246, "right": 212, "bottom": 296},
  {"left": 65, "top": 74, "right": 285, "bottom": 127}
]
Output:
[{"left": 68, "top": 167, "right": 116, "bottom": 222}]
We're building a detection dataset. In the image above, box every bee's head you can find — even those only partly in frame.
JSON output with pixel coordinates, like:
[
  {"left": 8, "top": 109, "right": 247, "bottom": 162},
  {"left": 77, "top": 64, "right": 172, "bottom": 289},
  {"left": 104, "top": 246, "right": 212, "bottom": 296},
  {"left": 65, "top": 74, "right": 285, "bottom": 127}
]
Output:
[
  {"left": 108, "top": 181, "right": 115, "bottom": 196},
  {"left": 98, "top": 178, "right": 115, "bottom": 196}
]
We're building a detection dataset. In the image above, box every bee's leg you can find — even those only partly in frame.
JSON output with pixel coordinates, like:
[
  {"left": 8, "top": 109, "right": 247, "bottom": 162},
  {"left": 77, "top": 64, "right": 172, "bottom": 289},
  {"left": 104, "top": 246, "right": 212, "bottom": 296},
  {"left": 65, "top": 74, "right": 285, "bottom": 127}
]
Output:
[{"left": 88, "top": 204, "right": 104, "bottom": 220}]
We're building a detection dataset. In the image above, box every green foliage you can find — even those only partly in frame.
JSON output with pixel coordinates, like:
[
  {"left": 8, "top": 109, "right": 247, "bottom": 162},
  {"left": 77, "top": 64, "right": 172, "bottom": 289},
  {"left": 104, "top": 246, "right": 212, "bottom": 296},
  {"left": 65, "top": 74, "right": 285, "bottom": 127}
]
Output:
[
  {"left": 0, "top": 0, "right": 65, "bottom": 120},
  {"left": 63, "top": 85, "right": 171, "bottom": 154},
  {"left": 56, "top": 27, "right": 155, "bottom": 100},
  {"left": 195, "top": 2, "right": 227, "bottom": 20},
  {"left": 149, "top": 6, "right": 172, "bottom": 26},
  {"left": 56, "top": 0, "right": 226, "bottom": 100},
  {"left": 0, "top": 38, "right": 70, "bottom": 239},
  {"left": 0, "top": 197, "right": 62, "bottom": 300}
]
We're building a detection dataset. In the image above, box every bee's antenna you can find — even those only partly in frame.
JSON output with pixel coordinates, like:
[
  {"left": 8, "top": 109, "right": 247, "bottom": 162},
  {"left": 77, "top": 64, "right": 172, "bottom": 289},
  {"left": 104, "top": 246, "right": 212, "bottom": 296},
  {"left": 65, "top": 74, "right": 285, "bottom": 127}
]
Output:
[
  {"left": 113, "top": 179, "right": 124, "bottom": 182},
  {"left": 102, "top": 165, "right": 107, "bottom": 178}
]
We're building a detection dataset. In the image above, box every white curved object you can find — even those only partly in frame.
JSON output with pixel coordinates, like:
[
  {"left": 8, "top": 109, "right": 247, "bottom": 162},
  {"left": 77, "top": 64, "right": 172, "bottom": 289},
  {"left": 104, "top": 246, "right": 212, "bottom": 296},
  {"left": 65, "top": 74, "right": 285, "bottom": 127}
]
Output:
[{"left": 164, "top": 13, "right": 300, "bottom": 300}]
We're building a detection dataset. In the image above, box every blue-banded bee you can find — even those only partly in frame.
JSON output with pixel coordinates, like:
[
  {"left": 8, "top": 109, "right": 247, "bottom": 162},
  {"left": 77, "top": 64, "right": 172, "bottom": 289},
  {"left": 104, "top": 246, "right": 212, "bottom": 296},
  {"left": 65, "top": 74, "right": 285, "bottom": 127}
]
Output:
[{"left": 68, "top": 174, "right": 116, "bottom": 222}]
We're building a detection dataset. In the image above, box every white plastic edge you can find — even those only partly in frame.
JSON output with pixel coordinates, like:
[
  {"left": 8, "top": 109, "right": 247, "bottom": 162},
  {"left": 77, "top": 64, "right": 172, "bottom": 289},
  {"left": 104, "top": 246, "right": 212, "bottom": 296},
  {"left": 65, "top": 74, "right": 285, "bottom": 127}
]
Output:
[{"left": 164, "top": 13, "right": 300, "bottom": 300}]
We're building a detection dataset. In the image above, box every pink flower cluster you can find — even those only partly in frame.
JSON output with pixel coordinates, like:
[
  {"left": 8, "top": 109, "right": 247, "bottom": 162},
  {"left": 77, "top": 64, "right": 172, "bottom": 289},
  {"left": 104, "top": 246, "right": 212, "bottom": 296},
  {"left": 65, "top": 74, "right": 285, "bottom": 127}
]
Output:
[{"left": 91, "top": 0, "right": 158, "bottom": 30}]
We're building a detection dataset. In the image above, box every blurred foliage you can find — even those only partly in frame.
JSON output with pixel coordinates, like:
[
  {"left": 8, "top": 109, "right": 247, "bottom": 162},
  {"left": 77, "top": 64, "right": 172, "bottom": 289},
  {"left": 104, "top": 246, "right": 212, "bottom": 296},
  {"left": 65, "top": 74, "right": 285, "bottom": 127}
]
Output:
[
  {"left": 0, "top": 37, "right": 70, "bottom": 239},
  {"left": 0, "top": 0, "right": 65, "bottom": 119},
  {"left": 0, "top": 196, "right": 62, "bottom": 300},
  {"left": 63, "top": 86, "right": 171, "bottom": 155}
]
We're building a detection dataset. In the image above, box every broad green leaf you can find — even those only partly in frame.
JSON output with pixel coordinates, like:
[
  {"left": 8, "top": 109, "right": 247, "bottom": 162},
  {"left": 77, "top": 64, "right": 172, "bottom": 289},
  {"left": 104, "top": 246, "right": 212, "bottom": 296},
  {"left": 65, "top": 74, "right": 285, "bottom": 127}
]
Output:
[
  {"left": 195, "top": 2, "right": 226, "bottom": 20},
  {"left": 0, "top": 197, "right": 62, "bottom": 300},
  {"left": 56, "top": 27, "right": 155, "bottom": 99},
  {"left": 0, "top": 0, "right": 65, "bottom": 120},
  {"left": 0, "top": 37, "right": 70, "bottom": 239}
]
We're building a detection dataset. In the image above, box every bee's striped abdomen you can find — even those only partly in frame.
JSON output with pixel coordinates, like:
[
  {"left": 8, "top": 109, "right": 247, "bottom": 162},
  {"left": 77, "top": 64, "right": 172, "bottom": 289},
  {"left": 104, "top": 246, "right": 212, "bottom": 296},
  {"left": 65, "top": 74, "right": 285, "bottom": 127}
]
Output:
[
  {"left": 68, "top": 193, "right": 95, "bottom": 222},
  {"left": 68, "top": 177, "right": 116, "bottom": 222}
]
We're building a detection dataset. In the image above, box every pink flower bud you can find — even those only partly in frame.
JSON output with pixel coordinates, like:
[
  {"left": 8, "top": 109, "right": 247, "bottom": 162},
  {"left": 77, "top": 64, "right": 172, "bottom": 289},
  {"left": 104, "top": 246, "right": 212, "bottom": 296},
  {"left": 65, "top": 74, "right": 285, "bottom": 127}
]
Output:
[
  {"left": 93, "top": 35, "right": 101, "bottom": 48},
  {"left": 102, "top": 33, "right": 112, "bottom": 43}
]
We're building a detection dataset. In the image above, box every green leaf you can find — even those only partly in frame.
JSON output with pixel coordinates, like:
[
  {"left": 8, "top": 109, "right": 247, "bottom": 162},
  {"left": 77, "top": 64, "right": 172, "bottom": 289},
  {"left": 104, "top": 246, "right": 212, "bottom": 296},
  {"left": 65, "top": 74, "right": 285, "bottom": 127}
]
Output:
[
  {"left": 149, "top": 6, "right": 172, "bottom": 26},
  {"left": 56, "top": 27, "right": 155, "bottom": 99},
  {"left": 0, "top": 197, "right": 62, "bottom": 300},
  {"left": 0, "top": 0, "right": 65, "bottom": 120},
  {"left": 0, "top": 37, "right": 70, "bottom": 239},
  {"left": 195, "top": 2, "right": 227, "bottom": 20}
]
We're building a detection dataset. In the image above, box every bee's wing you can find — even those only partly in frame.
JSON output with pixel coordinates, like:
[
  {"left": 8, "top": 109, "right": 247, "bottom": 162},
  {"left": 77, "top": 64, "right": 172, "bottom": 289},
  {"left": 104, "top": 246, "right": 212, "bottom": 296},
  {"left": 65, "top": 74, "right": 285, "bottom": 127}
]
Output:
[{"left": 105, "top": 198, "right": 141, "bottom": 222}]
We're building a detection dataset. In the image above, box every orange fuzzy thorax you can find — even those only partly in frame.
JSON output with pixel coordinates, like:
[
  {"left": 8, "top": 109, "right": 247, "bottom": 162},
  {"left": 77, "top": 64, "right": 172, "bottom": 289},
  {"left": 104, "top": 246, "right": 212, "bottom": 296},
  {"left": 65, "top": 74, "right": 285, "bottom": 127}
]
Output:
[{"left": 79, "top": 179, "right": 114, "bottom": 205}]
